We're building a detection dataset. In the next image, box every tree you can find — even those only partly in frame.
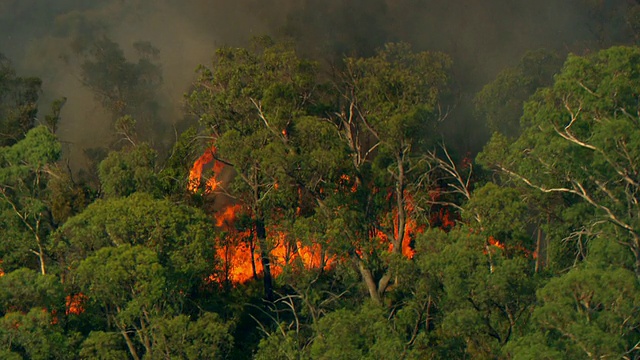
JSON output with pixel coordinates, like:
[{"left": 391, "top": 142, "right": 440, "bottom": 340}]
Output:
[
  {"left": 187, "top": 36, "right": 320, "bottom": 300},
  {"left": 330, "top": 42, "right": 451, "bottom": 303},
  {"left": 474, "top": 49, "right": 563, "bottom": 137},
  {"left": 0, "top": 268, "right": 64, "bottom": 316},
  {"left": 56, "top": 192, "right": 216, "bottom": 295},
  {"left": 0, "top": 269, "right": 71, "bottom": 360},
  {"left": 0, "top": 54, "right": 42, "bottom": 147},
  {"left": 0, "top": 308, "right": 74, "bottom": 360},
  {"left": 73, "top": 245, "right": 166, "bottom": 360},
  {"left": 97, "top": 140, "right": 160, "bottom": 198},
  {"left": 148, "top": 312, "right": 233, "bottom": 360},
  {"left": 0, "top": 126, "right": 61, "bottom": 274},
  {"left": 404, "top": 228, "right": 539, "bottom": 359},
  {"left": 506, "top": 238, "right": 640, "bottom": 359},
  {"left": 75, "top": 36, "right": 165, "bottom": 142},
  {"left": 79, "top": 331, "right": 129, "bottom": 360},
  {"left": 479, "top": 46, "right": 640, "bottom": 278},
  {"left": 73, "top": 245, "right": 234, "bottom": 360}
]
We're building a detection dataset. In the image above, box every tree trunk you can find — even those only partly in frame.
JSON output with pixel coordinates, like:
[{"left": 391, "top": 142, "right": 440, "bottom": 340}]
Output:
[
  {"left": 120, "top": 328, "right": 140, "bottom": 360},
  {"left": 535, "top": 226, "right": 542, "bottom": 273},
  {"left": 633, "top": 234, "right": 640, "bottom": 280},
  {"left": 255, "top": 218, "right": 274, "bottom": 301},
  {"left": 35, "top": 232, "right": 46, "bottom": 275},
  {"left": 356, "top": 259, "right": 382, "bottom": 305},
  {"left": 394, "top": 155, "right": 406, "bottom": 256}
]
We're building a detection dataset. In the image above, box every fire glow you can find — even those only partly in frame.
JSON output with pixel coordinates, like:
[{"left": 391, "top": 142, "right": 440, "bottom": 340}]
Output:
[
  {"left": 211, "top": 205, "right": 335, "bottom": 284},
  {"left": 188, "top": 145, "right": 223, "bottom": 194},
  {"left": 189, "top": 144, "right": 335, "bottom": 284}
]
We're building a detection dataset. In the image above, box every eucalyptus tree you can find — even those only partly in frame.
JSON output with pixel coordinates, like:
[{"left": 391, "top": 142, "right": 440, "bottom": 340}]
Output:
[
  {"left": 0, "top": 126, "right": 61, "bottom": 275},
  {"left": 187, "top": 36, "right": 320, "bottom": 301},
  {"left": 479, "top": 46, "right": 640, "bottom": 278},
  {"left": 330, "top": 43, "right": 451, "bottom": 303},
  {"left": 56, "top": 192, "right": 216, "bottom": 296},
  {"left": 474, "top": 49, "right": 563, "bottom": 138}
]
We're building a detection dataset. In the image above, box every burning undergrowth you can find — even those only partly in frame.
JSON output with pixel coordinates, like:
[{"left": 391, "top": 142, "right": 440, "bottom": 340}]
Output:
[{"left": 188, "top": 141, "right": 427, "bottom": 286}]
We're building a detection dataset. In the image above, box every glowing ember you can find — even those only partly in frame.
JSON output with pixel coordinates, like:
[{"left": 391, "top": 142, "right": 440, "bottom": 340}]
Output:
[
  {"left": 488, "top": 236, "right": 505, "bottom": 250},
  {"left": 65, "top": 293, "right": 87, "bottom": 315},
  {"left": 485, "top": 235, "right": 535, "bottom": 258}
]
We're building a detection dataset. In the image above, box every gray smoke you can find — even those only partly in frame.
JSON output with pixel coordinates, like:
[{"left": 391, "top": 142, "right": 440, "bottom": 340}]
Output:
[{"left": 0, "top": 0, "right": 632, "bottom": 164}]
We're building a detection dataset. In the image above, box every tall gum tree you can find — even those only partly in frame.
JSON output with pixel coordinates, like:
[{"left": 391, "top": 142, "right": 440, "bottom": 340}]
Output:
[
  {"left": 0, "top": 126, "right": 61, "bottom": 275},
  {"left": 478, "top": 46, "right": 640, "bottom": 278},
  {"left": 187, "top": 37, "right": 319, "bottom": 301},
  {"left": 332, "top": 43, "right": 451, "bottom": 303}
]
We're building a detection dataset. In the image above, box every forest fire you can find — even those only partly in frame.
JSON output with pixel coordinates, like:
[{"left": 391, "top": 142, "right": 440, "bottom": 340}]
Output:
[
  {"left": 188, "top": 144, "right": 429, "bottom": 284},
  {"left": 485, "top": 235, "right": 536, "bottom": 259},
  {"left": 210, "top": 203, "right": 335, "bottom": 284},
  {"left": 189, "top": 146, "right": 335, "bottom": 284},
  {"left": 374, "top": 192, "right": 423, "bottom": 259},
  {"left": 188, "top": 144, "right": 432, "bottom": 285}
]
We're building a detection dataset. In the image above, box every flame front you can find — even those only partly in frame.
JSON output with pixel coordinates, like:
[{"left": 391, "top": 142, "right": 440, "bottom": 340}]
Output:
[
  {"left": 212, "top": 205, "right": 334, "bottom": 284},
  {"left": 190, "top": 147, "right": 426, "bottom": 285}
]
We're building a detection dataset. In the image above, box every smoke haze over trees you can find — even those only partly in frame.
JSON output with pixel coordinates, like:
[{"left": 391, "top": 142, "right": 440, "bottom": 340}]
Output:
[{"left": 2, "top": 0, "right": 636, "bottom": 164}]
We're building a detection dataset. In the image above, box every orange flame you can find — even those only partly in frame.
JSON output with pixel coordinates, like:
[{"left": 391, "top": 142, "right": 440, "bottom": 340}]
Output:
[
  {"left": 488, "top": 236, "right": 505, "bottom": 250},
  {"left": 189, "top": 148, "right": 427, "bottom": 285},
  {"left": 484, "top": 235, "right": 535, "bottom": 259},
  {"left": 210, "top": 203, "right": 334, "bottom": 285},
  {"left": 188, "top": 145, "right": 223, "bottom": 194},
  {"left": 65, "top": 293, "right": 87, "bottom": 315},
  {"left": 370, "top": 191, "right": 423, "bottom": 259}
]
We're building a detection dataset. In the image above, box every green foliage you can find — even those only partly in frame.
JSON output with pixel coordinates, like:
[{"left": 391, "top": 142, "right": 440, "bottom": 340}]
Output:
[
  {"left": 0, "top": 125, "right": 61, "bottom": 273},
  {"left": 188, "top": 36, "right": 319, "bottom": 212},
  {"left": 57, "top": 192, "right": 216, "bottom": 294},
  {"left": 0, "top": 54, "right": 42, "bottom": 147},
  {"left": 98, "top": 142, "right": 160, "bottom": 198},
  {"left": 74, "top": 245, "right": 166, "bottom": 323},
  {"left": 79, "top": 331, "right": 128, "bottom": 360},
  {"left": 158, "top": 126, "right": 199, "bottom": 198},
  {"left": 410, "top": 228, "right": 538, "bottom": 358},
  {"left": 0, "top": 268, "right": 64, "bottom": 315},
  {"left": 510, "top": 263, "right": 640, "bottom": 359},
  {"left": 309, "top": 303, "right": 405, "bottom": 360},
  {"left": 0, "top": 126, "right": 61, "bottom": 172},
  {"left": 464, "top": 182, "right": 530, "bottom": 247},
  {"left": 474, "top": 49, "right": 563, "bottom": 137},
  {"left": 347, "top": 42, "right": 451, "bottom": 151},
  {"left": 478, "top": 45, "right": 640, "bottom": 276},
  {"left": 0, "top": 308, "right": 75, "bottom": 360},
  {"left": 149, "top": 312, "right": 234, "bottom": 360}
]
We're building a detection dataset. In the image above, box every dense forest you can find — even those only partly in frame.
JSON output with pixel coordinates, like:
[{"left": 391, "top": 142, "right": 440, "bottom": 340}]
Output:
[{"left": 2, "top": 1, "right": 640, "bottom": 359}]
